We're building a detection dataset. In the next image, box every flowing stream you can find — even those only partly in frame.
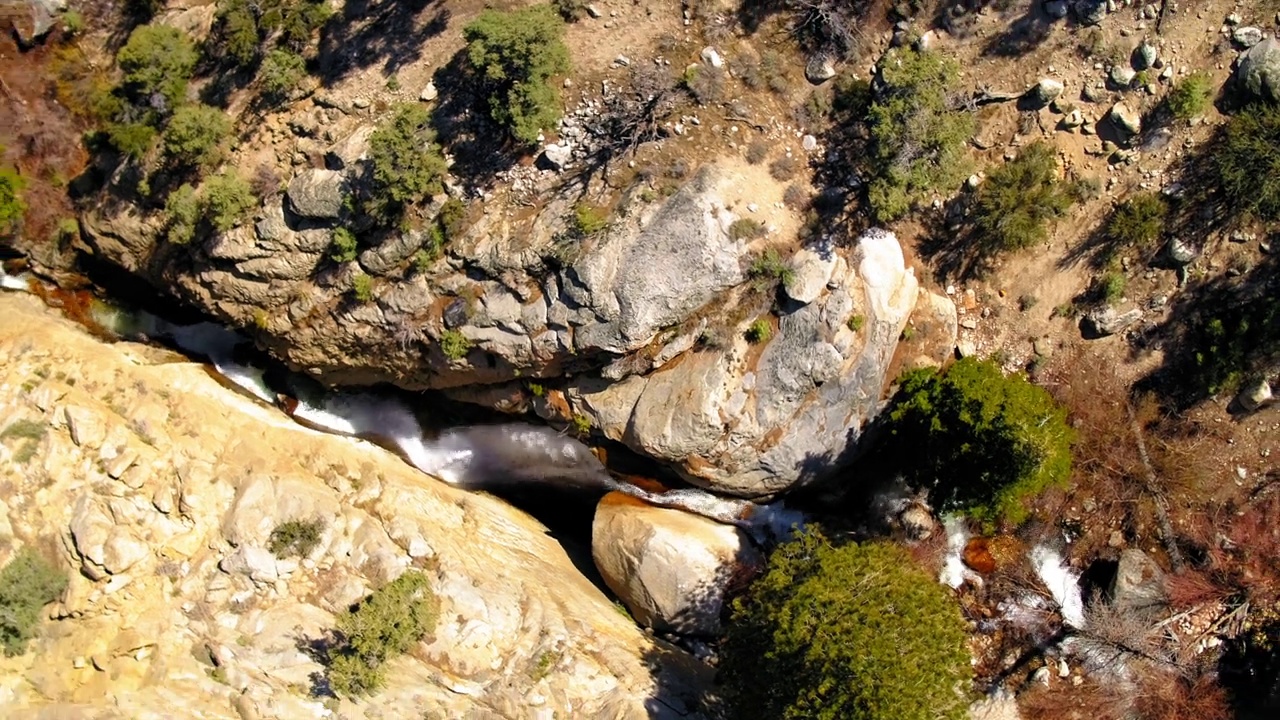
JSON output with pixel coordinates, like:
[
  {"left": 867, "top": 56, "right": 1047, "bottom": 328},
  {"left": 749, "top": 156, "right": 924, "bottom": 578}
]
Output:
[{"left": 1, "top": 266, "right": 803, "bottom": 543}]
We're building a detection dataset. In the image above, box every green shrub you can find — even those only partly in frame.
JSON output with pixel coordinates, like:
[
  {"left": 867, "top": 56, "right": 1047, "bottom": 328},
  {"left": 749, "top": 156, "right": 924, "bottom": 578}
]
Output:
[
  {"left": 1105, "top": 191, "right": 1166, "bottom": 257},
  {"left": 327, "top": 571, "right": 437, "bottom": 696},
  {"left": 259, "top": 49, "right": 307, "bottom": 102},
  {"left": 745, "top": 318, "right": 772, "bottom": 344},
  {"left": 553, "top": 0, "right": 587, "bottom": 20},
  {"left": 1167, "top": 71, "right": 1213, "bottom": 120},
  {"left": 163, "top": 104, "right": 231, "bottom": 168},
  {"left": 0, "top": 166, "right": 25, "bottom": 237},
  {"left": 865, "top": 47, "right": 974, "bottom": 222},
  {"left": 846, "top": 314, "right": 865, "bottom": 332},
  {"left": 61, "top": 10, "right": 84, "bottom": 34},
  {"left": 464, "top": 4, "right": 571, "bottom": 145},
  {"left": 116, "top": 25, "right": 198, "bottom": 112},
  {"left": 436, "top": 197, "right": 467, "bottom": 241},
  {"left": 55, "top": 217, "right": 79, "bottom": 243},
  {"left": 202, "top": 170, "right": 256, "bottom": 232},
  {"left": 351, "top": 273, "right": 374, "bottom": 303},
  {"left": 973, "top": 141, "right": 1075, "bottom": 254},
  {"left": 0, "top": 547, "right": 68, "bottom": 656},
  {"left": 164, "top": 183, "right": 201, "bottom": 244},
  {"left": 884, "top": 357, "right": 1074, "bottom": 526},
  {"left": 572, "top": 203, "right": 609, "bottom": 236},
  {"left": 729, "top": 218, "right": 766, "bottom": 240},
  {"left": 1099, "top": 271, "right": 1126, "bottom": 304},
  {"left": 720, "top": 531, "right": 972, "bottom": 720},
  {"left": 748, "top": 248, "right": 794, "bottom": 286},
  {"left": 1214, "top": 103, "right": 1280, "bottom": 221},
  {"left": 106, "top": 122, "right": 157, "bottom": 159},
  {"left": 570, "top": 414, "right": 591, "bottom": 435},
  {"left": 329, "top": 227, "right": 358, "bottom": 263},
  {"left": 439, "top": 329, "right": 472, "bottom": 361},
  {"left": 268, "top": 519, "right": 324, "bottom": 558},
  {"left": 367, "top": 104, "right": 447, "bottom": 220}
]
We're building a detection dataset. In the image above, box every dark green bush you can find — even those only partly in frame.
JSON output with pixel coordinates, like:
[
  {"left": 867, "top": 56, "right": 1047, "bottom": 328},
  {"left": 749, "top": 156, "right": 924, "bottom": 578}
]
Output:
[
  {"left": 329, "top": 227, "right": 358, "bottom": 263},
  {"left": 366, "top": 104, "right": 447, "bottom": 220},
  {"left": 259, "top": 49, "right": 307, "bottom": 102},
  {"left": 1214, "top": 103, "right": 1280, "bottom": 221},
  {"left": 436, "top": 197, "right": 467, "bottom": 241},
  {"left": 1166, "top": 71, "right": 1213, "bottom": 121},
  {"left": 973, "top": 141, "right": 1075, "bottom": 254},
  {"left": 0, "top": 165, "right": 25, "bottom": 237},
  {"left": 268, "top": 519, "right": 324, "bottom": 558},
  {"left": 720, "top": 531, "right": 972, "bottom": 720},
  {"left": 217, "top": 0, "right": 260, "bottom": 66},
  {"left": 202, "top": 170, "right": 256, "bottom": 232},
  {"left": 0, "top": 547, "right": 68, "bottom": 656},
  {"left": 865, "top": 47, "right": 974, "bottom": 222},
  {"left": 1105, "top": 191, "right": 1166, "bottom": 258},
  {"left": 116, "top": 25, "right": 198, "bottom": 112},
  {"left": 163, "top": 104, "right": 231, "bottom": 168},
  {"left": 748, "top": 248, "right": 794, "bottom": 286},
  {"left": 464, "top": 4, "right": 571, "bottom": 145},
  {"left": 164, "top": 184, "right": 200, "bottom": 244},
  {"left": 1098, "top": 271, "right": 1126, "bottom": 304},
  {"left": 327, "top": 571, "right": 437, "bottom": 696},
  {"left": 884, "top": 356, "right": 1074, "bottom": 525}
]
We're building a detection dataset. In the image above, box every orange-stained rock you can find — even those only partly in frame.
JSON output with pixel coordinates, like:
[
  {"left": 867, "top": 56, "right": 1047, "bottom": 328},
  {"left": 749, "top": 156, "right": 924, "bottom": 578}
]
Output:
[{"left": 963, "top": 537, "right": 998, "bottom": 574}]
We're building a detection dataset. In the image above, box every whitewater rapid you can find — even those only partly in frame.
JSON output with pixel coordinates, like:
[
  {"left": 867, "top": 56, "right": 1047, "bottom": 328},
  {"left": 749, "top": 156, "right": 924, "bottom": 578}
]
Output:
[{"left": 0, "top": 269, "right": 801, "bottom": 542}]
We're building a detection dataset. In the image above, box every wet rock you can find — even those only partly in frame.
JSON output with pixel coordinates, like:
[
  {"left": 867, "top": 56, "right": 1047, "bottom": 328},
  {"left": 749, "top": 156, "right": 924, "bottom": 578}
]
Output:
[
  {"left": 1084, "top": 307, "right": 1142, "bottom": 337},
  {"left": 962, "top": 538, "right": 998, "bottom": 574},
  {"left": 1110, "top": 548, "right": 1167, "bottom": 616},
  {"left": 286, "top": 169, "right": 347, "bottom": 220},
  {"left": 1236, "top": 379, "right": 1274, "bottom": 412},
  {"left": 1237, "top": 37, "right": 1280, "bottom": 103},
  {"left": 1108, "top": 101, "right": 1142, "bottom": 135},
  {"left": 591, "top": 492, "right": 761, "bottom": 635}
]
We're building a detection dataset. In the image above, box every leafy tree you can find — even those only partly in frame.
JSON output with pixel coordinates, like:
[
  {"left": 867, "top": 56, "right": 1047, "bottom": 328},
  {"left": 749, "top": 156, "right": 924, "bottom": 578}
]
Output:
[
  {"left": 163, "top": 104, "right": 231, "bottom": 168},
  {"left": 0, "top": 165, "right": 25, "bottom": 237},
  {"left": 463, "top": 4, "right": 572, "bottom": 145},
  {"left": 259, "top": 48, "right": 307, "bottom": 102},
  {"left": 164, "top": 184, "right": 201, "bottom": 244},
  {"left": 201, "top": 170, "right": 256, "bottom": 232},
  {"left": 116, "top": 25, "right": 199, "bottom": 112},
  {"left": 973, "top": 141, "right": 1075, "bottom": 254},
  {"left": 865, "top": 46, "right": 974, "bottom": 222},
  {"left": 366, "top": 104, "right": 447, "bottom": 219},
  {"left": 720, "top": 531, "right": 972, "bottom": 720},
  {"left": 1167, "top": 71, "right": 1213, "bottom": 121},
  {"left": 884, "top": 357, "right": 1074, "bottom": 525},
  {"left": 0, "top": 547, "right": 68, "bottom": 656},
  {"left": 217, "top": 0, "right": 261, "bottom": 66},
  {"left": 327, "top": 571, "right": 437, "bottom": 695},
  {"left": 106, "top": 122, "right": 158, "bottom": 159},
  {"left": 1214, "top": 103, "right": 1280, "bottom": 221}
]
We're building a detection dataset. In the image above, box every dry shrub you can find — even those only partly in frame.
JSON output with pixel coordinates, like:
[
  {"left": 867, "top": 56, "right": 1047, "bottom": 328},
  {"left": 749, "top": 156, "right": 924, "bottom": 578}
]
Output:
[
  {"left": 1165, "top": 567, "right": 1230, "bottom": 610},
  {"left": 745, "top": 139, "right": 769, "bottom": 165},
  {"left": 769, "top": 155, "right": 798, "bottom": 181},
  {"left": 1132, "top": 671, "right": 1231, "bottom": 720},
  {"left": 1210, "top": 494, "right": 1280, "bottom": 604},
  {"left": 1018, "top": 675, "right": 1129, "bottom": 720}
]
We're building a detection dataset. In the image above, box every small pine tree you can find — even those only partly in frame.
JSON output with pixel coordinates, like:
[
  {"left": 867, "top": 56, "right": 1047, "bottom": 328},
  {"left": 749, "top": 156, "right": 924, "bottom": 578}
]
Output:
[
  {"left": 973, "top": 141, "right": 1075, "bottom": 254},
  {"left": 259, "top": 48, "right": 307, "bottom": 102},
  {"left": 1214, "top": 102, "right": 1280, "bottom": 221},
  {"left": 721, "top": 531, "right": 972, "bottom": 720},
  {"left": 1105, "top": 192, "right": 1167, "bottom": 257},
  {"left": 366, "top": 104, "right": 447, "bottom": 220},
  {"left": 463, "top": 4, "right": 572, "bottom": 145},
  {"left": 163, "top": 104, "right": 231, "bottom": 168},
  {"left": 116, "top": 24, "right": 199, "bottom": 112},
  {"left": 884, "top": 357, "right": 1074, "bottom": 525},
  {"left": 201, "top": 170, "right": 256, "bottom": 232},
  {"left": 164, "top": 183, "right": 201, "bottom": 243},
  {"left": 327, "top": 571, "right": 437, "bottom": 695},
  {"left": 1166, "top": 71, "right": 1213, "bottom": 121}
]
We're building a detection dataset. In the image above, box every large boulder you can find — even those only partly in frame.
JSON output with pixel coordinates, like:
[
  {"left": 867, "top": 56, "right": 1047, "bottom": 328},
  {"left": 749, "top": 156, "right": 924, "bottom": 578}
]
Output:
[
  {"left": 1084, "top": 306, "right": 1142, "bottom": 337},
  {"left": 1074, "top": 0, "right": 1107, "bottom": 26},
  {"left": 4, "top": 0, "right": 63, "bottom": 46},
  {"left": 591, "top": 492, "right": 762, "bottom": 635},
  {"left": 1237, "top": 37, "right": 1280, "bottom": 104},
  {"left": 569, "top": 228, "right": 919, "bottom": 497},
  {"left": 286, "top": 169, "right": 347, "bottom": 220},
  {"left": 1110, "top": 549, "right": 1167, "bottom": 617}
]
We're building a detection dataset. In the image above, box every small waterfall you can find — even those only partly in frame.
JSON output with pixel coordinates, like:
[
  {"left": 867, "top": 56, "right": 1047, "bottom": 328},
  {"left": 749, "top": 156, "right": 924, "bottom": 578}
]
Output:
[
  {"left": 1031, "top": 545, "right": 1086, "bottom": 629},
  {"left": 3, "top": 273, "right": 803, "bottom": 538},
  {"left": 940, "top": 516, "right": 972, "bottom": 589}
]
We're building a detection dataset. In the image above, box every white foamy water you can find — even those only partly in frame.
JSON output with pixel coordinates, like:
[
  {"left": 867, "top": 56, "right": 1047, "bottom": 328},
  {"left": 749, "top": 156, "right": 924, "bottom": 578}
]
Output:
[
  {"left": 0, "top": 267, "right": 31, "bottom": 291},
  {"left": 939, "top": 515, "right": 972, "bottom": 589},
  {"left": 1031, "top": 545, "right": 1085, "bottom": 628}
]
